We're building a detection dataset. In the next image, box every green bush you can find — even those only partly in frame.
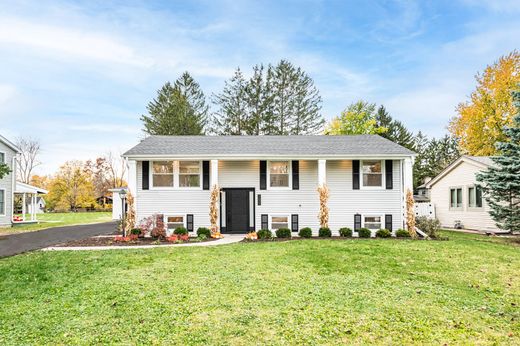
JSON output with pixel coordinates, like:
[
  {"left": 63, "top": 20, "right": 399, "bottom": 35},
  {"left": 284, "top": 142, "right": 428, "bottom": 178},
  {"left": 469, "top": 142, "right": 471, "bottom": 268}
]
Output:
[
  {"left": 173, "top": 227, "right": 188, "bottom": 235},
  {"left": 357, "top": 228, "right": 371, "bottom": 238},
  {"left": 339, "top": 227, "right": 352, "bottom": 237},
  {"left": 197, "top": 234, "right": 207, "bottom": 241},
  {"left": 257, "top": 229, "right": 273, "bottom": 240},
  {"left": 275, "top": 228, "right": 292, "bottom": 238},
  {"left": 197, "top": 227, "right": 211, "bottom": 237},
  {"left": 130, "top": 228, "right": 141, "bottom": 235},
  {"left": 318, "top": 227, "right": 332, "bottom": 237},
  {"left": 416, "top": 216, "right": 441, "bottom": 238},
  {"left": 376, "top": 229, "right": 391, "bottom": 238},
  {"left": 298, "top": 227, "right": 312, "bottom": 238},
  {"left": 395, "top": 229, "right": 410, "bottom": 238}
]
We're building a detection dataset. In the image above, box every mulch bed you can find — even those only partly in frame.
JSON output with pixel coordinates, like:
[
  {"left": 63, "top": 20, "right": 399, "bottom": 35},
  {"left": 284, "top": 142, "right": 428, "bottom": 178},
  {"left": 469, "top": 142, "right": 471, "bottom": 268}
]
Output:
[{"left": 55, "top": 236, "right": 218, "bottom": 247}]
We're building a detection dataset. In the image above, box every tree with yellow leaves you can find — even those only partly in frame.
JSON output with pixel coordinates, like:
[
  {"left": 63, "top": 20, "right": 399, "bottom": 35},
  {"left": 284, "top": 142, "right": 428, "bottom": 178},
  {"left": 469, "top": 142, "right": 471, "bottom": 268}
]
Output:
[{"left": 449, "top": 50, "right": 520, "bottom": 155}]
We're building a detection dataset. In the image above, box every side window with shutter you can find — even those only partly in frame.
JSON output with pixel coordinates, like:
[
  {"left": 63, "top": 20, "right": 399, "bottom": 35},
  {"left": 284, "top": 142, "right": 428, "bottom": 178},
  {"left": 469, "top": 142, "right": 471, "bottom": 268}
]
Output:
[
  {"left": 354, "top": 214, "right": 361, "bottom": 231},
  {"left": 142, "top": 161, "right": 149, "bottom": 190},
  {"left": 261, "top": 214, "right": 268, "bottom": 229},
  {"left": 291, "top": 214, "right": 298, "bottom": 232},
  {"left": 385, "top": 214, "right": 392, "bottom": 231},
  {"left": 352, "top": 160, "right": 360, "bottom": 190},
  {"left": 385, "top": 160, "right": 393, "bottom": 190},
  {"left": 260, "top": 161, "right": 267, "bottom": 190}
]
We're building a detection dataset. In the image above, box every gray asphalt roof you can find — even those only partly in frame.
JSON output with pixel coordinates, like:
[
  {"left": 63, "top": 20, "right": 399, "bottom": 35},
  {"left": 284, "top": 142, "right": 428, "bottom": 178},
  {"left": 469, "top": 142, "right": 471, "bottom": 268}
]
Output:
[{"left": 123, "top": 135, "right": 415, "bottom": 157}]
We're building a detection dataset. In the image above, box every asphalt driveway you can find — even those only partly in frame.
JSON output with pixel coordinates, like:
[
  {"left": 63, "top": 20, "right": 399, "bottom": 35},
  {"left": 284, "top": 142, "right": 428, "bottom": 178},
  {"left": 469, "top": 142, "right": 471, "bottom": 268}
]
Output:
[{"left": 0, "top": 222, "right": 118, "bottom": 258}]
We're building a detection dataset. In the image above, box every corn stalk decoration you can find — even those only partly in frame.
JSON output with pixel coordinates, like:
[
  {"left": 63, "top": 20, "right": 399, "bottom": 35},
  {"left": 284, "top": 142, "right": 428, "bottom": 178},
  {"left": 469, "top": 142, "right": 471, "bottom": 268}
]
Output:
[
  {"left": 209, "top": 185, "right": 220, "bottom": 235},
  {"left": 406, "top": 189, "right": 417, "bottom": 238},
  {"left": 123, "top": 191, "right": 136, "bottom": 231},
  {"left": 317, "top": 184, "right": 330, "bottom": 228}
]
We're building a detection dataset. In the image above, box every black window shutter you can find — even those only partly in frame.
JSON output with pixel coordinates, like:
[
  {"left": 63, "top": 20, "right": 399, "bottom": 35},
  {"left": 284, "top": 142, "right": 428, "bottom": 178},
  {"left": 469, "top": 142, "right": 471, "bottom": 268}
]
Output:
[
  {"left": 261, "top": 214, "right": 268, "bottom": 229},
  {"left": 260, "top": 161, "right": 267, "bottom": 190},
  {"left": 385, "top": 160, "right": 393, "bottom": 190},
  {"left": 385, "top": 214, "right": 392, "bottom": 231},
  {"left": 354, "top": 214, "right": 361, "bottom": 231},
  {"left": 142, "top": 161, "right": 149, "bottom": 190},
  {"left": 352, "top": 160, "right": 360, "bottom": 190},
  {"left": 292, "top": 161, "right": 299, "bottom": 190},
  {"left": 187, "top": 214, "right": 194, "bottom": 232},
  {"left": 291, "top": 214, "right": 298, "bottom": 232},
  {"left": 202, "top": 161, "right": 210, "bottom": 190}
]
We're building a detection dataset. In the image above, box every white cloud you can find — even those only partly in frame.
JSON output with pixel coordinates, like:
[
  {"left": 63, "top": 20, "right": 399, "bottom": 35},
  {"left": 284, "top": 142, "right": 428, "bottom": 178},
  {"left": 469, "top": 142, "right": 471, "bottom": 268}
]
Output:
[{"left": 0, "top": 84, "right": 17, "bottom": 105}]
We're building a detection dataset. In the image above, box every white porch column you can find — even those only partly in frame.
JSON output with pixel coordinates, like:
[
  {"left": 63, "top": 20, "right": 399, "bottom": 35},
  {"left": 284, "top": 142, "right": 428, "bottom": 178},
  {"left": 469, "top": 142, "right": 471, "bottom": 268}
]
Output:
[
  {"left": 31, "top": 194, "right": 36, "bottom": 221},
  {"left": 127, "top": 160, "right": 137, "bottom": 196},
  {"left": 211, "top": 159, "right": 219, "bottom": 186},
  {"left": 22, "top": 193, "right": 26, "bottom": 221},
  {"left": 318, "top": 159, "right": 327, "bottom": 186}
]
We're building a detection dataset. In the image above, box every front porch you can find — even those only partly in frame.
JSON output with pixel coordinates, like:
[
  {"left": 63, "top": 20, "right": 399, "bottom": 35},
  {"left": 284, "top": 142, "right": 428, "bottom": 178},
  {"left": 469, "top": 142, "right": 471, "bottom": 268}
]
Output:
[{"left": 13, "top": 182, "right": 48, "bottom": 225}]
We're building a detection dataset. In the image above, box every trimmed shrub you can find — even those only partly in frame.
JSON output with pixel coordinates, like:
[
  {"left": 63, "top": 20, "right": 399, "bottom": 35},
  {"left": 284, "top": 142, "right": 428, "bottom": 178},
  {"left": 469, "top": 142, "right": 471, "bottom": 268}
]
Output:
[
  {"left": 395, "top": 229, "right": 411, "bottom": 238},
  {"left": 298, "top": 227, "right": 312, "bottom": 238},
  {"left": 130, "top": 228, "right": 141, "bottom": 235},
  {"left": 357, "top": 228, "right": 371, "bottom": 238},
  {"left": 197, "top": 227, "right": 211, "bottom": 238},
  {"left": 197, "top": 234, "right": 207, "bottom": 241},
  {"left": 173, "top": 227, "right": 188, "bottom": 235},
  {"left": 257, "top": 229, "right": 273, "bottom": 240},
  {"left": 339, "top": 227, "right": 352, "bottom": 237},
  {"left": 376, "top": 229, "right": 391, "bottom": 238},
  {"left": 416, "top": 216, "right": 441, "bottom": 238},
  {"left": 318, "top": 227, "right": 332, "bottom": 237},
  {"left": 276, "top": 228, "right": 292, "bottom": 238}
]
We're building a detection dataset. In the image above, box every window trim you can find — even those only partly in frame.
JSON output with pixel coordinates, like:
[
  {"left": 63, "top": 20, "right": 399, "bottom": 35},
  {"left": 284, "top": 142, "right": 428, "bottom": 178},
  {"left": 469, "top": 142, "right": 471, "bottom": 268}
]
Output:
[
  {"left": 267, "top": 160, "right": 292, "bottom": 190},
  {"left": 164, "top": 214, "right": 186, "bottom": 235},
  {"left": 361, "top": 214, "right": 384, "bottom": 231},
  {"left": 269, "top": 214, "right": 290, "bottom": 230},
  {"left": 149, "top": 160, "right": 203, "bottom": 190},
  {"left": 0, "top": 188, "right": 5, "bottom": 216},
  {"left": 449, "top": 186, "right": 464, "bottom": 210},
  {"left": 360, "top": 159, "right": 385, "bottom": 189},
  {"left": 467, "top": 184, "right": 483, "bottom": 210}
]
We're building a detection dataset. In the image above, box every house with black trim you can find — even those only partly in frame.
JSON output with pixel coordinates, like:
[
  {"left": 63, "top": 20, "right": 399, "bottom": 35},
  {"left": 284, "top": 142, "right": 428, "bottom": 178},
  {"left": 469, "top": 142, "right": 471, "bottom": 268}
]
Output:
[{"left": 122, "top": 135, "right": 415, "bottom": 236}]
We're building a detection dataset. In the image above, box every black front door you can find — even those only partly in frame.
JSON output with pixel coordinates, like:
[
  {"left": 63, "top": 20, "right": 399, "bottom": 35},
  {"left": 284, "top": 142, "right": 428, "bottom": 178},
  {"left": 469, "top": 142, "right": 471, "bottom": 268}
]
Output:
[{"left": 224, "top": 189, "right": 252, "bottom": 233}]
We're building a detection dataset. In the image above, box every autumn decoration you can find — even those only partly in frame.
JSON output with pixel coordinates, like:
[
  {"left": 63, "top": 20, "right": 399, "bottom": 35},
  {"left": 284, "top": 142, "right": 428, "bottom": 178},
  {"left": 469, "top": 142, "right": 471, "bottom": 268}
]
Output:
[{"left": 317, "top": 184, "right": 330, "bottom": 228}]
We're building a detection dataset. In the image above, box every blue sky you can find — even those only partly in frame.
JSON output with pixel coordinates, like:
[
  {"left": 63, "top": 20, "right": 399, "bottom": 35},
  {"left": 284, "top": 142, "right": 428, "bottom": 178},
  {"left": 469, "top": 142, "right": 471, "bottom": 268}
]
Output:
[{"left": 1, "top": 0, "right": 519, "bottom": 174}]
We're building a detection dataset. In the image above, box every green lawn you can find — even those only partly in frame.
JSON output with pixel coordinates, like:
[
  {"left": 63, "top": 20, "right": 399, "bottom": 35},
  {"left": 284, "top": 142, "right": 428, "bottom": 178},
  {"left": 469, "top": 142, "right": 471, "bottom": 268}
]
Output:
[
  {"left": 0, "top": 231, "right": 518, "bottom": 345},
  {"left": 1, "top": 212, "right": 112, "bottom": 234}
]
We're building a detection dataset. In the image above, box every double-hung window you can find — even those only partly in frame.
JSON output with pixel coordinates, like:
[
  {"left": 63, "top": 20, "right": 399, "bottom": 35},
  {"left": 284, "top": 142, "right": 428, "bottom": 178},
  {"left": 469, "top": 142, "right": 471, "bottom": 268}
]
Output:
[
  {"left": 0, "top": 189, "right": 4, "bottom": 215},
  {"left": 450, "top": 187, "right": 463, "bottom": 209},
  {"left": 166, "top": 215, "right": 184, "bottom": 234},
  {"left": 151, "top": 161, "right": 201, "bottom": 188},
  {"left": 269, "top": 161, "right": 290, "bottom": 188},
  {"left": 362, "top": 160, "right": 383, "bottom": 187},
  {"left": 0, "top": 152, "right": 4, "bottom": 164},
  {"left": 271, "top": 215, "right": 289, "bottom": 230},
  {"left": 179, "top": 161, "right": 200, "bottom": 187},
  {"left": 468, "top": 185, "right": 483, "bottom": 208},
  {"left": 364, "top": 215, "right": 382, "bottom": 230},
  {"left": 152, "top": 161, "right": 174, "bottom": 187}
]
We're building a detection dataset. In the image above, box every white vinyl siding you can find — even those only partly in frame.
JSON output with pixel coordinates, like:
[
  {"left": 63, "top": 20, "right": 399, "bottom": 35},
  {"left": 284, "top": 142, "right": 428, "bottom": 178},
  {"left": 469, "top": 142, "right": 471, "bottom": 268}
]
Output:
[
  {"left": 0, "top": 140, "right": 15, "bottom": 226},
  {"left": 430, "top": 160, "right": 498, "bottom": 231},
  {"left": 135, "top": 159, "right": 403, "bottom": 235}
]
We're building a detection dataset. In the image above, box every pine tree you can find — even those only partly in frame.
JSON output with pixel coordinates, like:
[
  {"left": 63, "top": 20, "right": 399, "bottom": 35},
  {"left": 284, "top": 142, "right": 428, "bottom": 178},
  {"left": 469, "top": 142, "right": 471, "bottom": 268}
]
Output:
[
  {"left": 290, "top": 66, "right": 324, "bottom": 134},
  {"left": 376, "top": 106, "right": 415, "bottom": 150},
  {"left": 212, "top": 68, "right": 249, "bottom": 135},
  {"left": 477, "top": 88, "right": 520, "bottom": 233},
  {"left": 244, "top": 64, "right": 269, "bottom": 135},
  {"left": 271, "top": 60, "right": 297, "bottom": 135},
  {"left": 141, "top": 82, "right": 204, "bottom": 135},
  {"left": 174, "top": 71, "right": 209, "bottom": 129}
]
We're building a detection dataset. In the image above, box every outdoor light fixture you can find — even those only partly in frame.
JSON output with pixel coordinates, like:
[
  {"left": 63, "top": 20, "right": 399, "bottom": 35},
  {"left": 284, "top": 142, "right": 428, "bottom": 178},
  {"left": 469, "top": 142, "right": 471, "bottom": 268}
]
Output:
[{"left": 119, "top": 189, "right": 128, "bottom": 237}]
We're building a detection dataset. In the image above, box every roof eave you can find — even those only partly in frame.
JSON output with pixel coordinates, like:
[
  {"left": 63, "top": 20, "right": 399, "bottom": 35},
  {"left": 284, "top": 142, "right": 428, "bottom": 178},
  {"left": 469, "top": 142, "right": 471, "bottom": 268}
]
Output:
[{"left": 123, "top": 153, "right": 416, "bottom": 160}]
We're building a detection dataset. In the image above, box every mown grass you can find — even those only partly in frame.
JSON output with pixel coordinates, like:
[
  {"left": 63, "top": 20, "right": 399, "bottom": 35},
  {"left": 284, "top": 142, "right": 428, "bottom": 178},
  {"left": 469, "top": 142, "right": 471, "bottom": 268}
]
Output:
[
  {"left": 0, "top": 212, "right": 112, "bottom": 234},
  {"left": 0, "top": 231, "right": 518, "bottom": 345}
]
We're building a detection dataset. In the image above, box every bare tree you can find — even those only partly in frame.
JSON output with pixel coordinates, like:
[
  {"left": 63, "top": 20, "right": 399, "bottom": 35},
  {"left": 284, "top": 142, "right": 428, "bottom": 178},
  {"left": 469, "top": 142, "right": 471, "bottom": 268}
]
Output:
[
  {"left": 16, "top": 137, "right": 41, "bottom": 184},
  {"left": 106, "top": 151, "right": 127, "bottom": 188}
]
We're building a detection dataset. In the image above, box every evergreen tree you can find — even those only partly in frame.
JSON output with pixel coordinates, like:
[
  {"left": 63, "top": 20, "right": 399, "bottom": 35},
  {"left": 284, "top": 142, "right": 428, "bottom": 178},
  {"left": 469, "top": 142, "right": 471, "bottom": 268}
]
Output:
[
  {"left": 174, "top": 71, "right": 209, "bottom": 129},
  {"left": 375, "top": 106, "right": 415, "bottom": 150},
  {"left": 477, "top": 88, "right": 520, "bottom": 233},
  {"left": 271, "top": 60, "right": 297, "bottom": 135},
  {"left": 141, "top": 82, "right": 204, "bottom": 135},
  {"left": 290, "top": 66, "right": 324, "bottom": 134},
  {"left": 212, "top": 68, "right": 249, "bottom": 135},
  {"left": 244, "top": 64, "right": 270, "bottom": 135}
]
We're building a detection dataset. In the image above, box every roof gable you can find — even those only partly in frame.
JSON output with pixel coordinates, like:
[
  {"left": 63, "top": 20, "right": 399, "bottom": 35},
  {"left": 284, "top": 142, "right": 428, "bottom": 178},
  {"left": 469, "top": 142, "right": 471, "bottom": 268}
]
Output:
[
  {"left": 0, "top": 134, "right": 20, "bottom": 153},
  {"left": 123, "top": 135, "right": 416, "bottom": 158},
  {"left": 425, "top": 156, "right": 493, "bottom": 188}
]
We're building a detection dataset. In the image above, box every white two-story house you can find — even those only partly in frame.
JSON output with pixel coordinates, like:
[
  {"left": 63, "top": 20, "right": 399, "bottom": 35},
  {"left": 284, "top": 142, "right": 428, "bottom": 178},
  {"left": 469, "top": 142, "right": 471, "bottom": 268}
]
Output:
[
  {"left": 122, "top": 135, "right": 415, "bottom": 236},
  {"left": 0, "top": 134, "right": 19, "bottom": 228}
]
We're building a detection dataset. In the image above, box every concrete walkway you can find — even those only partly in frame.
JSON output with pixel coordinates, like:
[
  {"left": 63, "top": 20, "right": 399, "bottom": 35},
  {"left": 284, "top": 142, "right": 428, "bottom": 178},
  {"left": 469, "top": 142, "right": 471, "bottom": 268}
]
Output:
[
  {"left": 44, "top": 234, "right": 244, "bottom": 251},
  {"left": 0, "top": 222, "right": 117, "bottom": 258}
]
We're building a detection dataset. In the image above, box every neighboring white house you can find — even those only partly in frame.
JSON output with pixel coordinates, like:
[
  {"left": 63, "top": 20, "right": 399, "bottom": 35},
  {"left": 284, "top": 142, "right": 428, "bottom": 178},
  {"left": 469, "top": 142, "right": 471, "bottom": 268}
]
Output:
[
  {"left": 425, "top": 155, "right": 499, "bottom": 232},
  {"left": 122, "top": 135, "right": 415, "bottom": 236},
  {"left": 0, "top": 134, "right": 19, "bottom": 228}
]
